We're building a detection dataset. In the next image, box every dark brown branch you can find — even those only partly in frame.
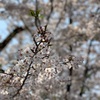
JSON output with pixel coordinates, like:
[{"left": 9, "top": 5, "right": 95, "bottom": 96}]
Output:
[
  {"left": 0, "top": 27, "right": 24, "bottom": 51},
  {"left": 46, "top": 0, "right": 54, "bottom": 25},
  {"left": 64, "top": 2, "right": 73, "bottom": 99},
  {"left": 35, "top": 0, "right": 41, "bottom": 28},
  {"left": 13, "top": 61, "right": 33, "bottom": 97},
  {"left": 79, "top": 39, "right": 93, "bottom": 96},
  {"left": 68, "top": 1, "right": 73, "bottom": 25}
]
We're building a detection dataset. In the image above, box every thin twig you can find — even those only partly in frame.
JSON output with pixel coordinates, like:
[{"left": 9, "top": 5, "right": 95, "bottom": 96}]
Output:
[{"left": 46, "top": 0, "right": 54, "bottom": 25}]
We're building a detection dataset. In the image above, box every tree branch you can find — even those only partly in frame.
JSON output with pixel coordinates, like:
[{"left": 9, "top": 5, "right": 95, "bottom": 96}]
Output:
[
  {"left": 46, "top": 0, "right": 54, "bottom": 25},
  {"left": 13, "top": 60, "right": 32, "bottom": 97},
  {"left": 0, "top": 27, "right": 24, "bottom": 51},
  {"left": 35, "top": 0, "right": 41, "bottom": 28},
  {"left": 79, "top": 39, "right": 93, "bottom": 96}
]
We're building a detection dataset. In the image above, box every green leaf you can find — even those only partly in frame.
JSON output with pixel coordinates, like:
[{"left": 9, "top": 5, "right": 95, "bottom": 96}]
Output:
[
  {"left": 29, "top": 9, "right": 44, "bottom": 19},
  {"left": 0, "top": 64, "right": 2, "bottom": 68},
  {"left": 36, "top": 9, "right": 41, "bottom": 16},
  {"left": 29, "top": 10, "right": 36, "bottom": 17},
  {"left": 39, "top": 14, "right": 44, "bottom": 19}
]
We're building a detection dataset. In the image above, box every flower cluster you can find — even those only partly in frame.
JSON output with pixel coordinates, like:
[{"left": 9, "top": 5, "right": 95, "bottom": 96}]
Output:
[{"left": 0, "top": 25, "right": 83, "bottom": 100}]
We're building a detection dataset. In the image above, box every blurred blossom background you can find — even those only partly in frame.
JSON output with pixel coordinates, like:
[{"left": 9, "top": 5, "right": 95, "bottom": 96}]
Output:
[{"left": 0, "top": 0, "right": 100, "bottom": 100}]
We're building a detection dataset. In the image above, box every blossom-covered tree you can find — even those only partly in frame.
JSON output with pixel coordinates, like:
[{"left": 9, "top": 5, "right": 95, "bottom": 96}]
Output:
[{"left": 0, "top": 0, "right": 100, "bottom": 100}]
